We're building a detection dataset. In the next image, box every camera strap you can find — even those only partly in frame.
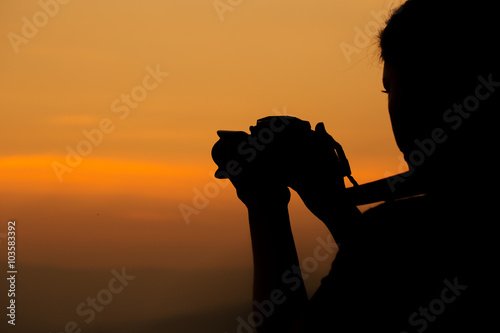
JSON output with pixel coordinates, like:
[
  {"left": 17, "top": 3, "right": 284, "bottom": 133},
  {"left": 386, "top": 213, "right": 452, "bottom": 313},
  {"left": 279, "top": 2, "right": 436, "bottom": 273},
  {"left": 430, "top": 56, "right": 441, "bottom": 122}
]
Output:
[{"left": 331, "top": 138, "right": 359, "bottom": 187}]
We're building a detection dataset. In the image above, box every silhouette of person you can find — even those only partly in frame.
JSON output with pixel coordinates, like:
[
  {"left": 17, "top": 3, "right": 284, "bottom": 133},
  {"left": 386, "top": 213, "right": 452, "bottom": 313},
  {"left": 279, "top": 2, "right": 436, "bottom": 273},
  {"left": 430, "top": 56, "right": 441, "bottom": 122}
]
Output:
[{"left": 216, "top": 1, "right": 498, "bottom": 331}]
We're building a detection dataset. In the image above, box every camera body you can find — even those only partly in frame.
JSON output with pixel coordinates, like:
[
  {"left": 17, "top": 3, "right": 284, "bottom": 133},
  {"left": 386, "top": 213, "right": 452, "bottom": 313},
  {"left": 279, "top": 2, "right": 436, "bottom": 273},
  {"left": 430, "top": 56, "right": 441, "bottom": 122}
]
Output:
[
  {"left": 211, "top": 115, "right": 356, "bottom": 188},
  {"left": 211, "top": 116, "right": 312, "bottom": 180}
]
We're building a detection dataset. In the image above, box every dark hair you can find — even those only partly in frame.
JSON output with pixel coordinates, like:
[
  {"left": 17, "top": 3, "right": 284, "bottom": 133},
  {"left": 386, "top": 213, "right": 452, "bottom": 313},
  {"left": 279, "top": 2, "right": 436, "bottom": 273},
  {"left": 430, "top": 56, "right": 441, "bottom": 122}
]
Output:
[{"left": 379, "top": 0, "right": 499, "bottom": 78}]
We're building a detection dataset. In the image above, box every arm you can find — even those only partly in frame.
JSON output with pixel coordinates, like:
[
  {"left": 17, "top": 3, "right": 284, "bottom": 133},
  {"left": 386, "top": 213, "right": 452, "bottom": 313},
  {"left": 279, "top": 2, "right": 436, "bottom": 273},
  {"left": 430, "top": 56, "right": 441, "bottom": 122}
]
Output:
[
  {"left": 285, "top": 122, "right": 362, "bottom": 244},
  {"left": 247, "top": 201, "right": 308, "bottom": 332},
  {"left": 213, "top": 118, "right": 361, "bottom": 331},
  {"left": 236, "top": 184, "right": 308, "bottom": 332},
  {"left": 294, "top": 184, "right": 361, "bottom": 245},
  {"left": 240, "top": 185, "right": 360, "bottom": 333}
]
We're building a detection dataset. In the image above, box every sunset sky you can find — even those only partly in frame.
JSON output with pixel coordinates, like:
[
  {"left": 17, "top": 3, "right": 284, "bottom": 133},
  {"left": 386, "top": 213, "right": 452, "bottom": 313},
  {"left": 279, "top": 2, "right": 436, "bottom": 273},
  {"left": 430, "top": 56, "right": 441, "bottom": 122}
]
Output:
[
  {"left": 1, "top": 1, "right": 415, "bottom": 331},
  {"left": 1, "top": 0, "right": 406, "bottom": 271}
]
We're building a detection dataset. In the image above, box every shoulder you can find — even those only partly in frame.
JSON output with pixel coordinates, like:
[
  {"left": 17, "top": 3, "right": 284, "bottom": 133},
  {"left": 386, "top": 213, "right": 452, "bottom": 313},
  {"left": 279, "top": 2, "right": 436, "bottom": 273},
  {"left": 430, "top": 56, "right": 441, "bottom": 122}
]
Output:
[
  {"left": 360, "top": 194, "right": 470, "bottom": 253},
  {"left": 363, "top": 194, "right": 441, "bottom": 220}
]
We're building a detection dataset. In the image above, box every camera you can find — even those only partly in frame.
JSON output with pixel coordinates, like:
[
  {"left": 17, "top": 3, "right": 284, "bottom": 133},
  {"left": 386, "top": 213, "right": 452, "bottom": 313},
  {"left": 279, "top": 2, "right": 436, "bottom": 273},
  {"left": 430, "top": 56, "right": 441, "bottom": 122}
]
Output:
[{"left": 211, "top": 115, "right": 357, "bottom": 187}]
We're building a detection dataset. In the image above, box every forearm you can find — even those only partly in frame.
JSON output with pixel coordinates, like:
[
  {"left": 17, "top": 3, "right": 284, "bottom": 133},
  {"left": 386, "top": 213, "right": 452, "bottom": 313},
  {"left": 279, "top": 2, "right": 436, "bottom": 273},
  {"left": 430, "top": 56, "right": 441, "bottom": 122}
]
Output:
[
  {"left": 295, "top": 186, "right": 362, "bottom": 244},
  {"left": 246, "top": 202, "right": 308, "bottom": 332}
]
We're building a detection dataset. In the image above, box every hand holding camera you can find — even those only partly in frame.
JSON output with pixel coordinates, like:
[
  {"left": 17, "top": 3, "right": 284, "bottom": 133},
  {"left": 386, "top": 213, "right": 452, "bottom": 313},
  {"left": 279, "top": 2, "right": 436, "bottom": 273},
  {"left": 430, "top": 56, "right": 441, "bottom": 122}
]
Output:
[{"left": 211, "top": 116, "right": 357, "bottom": 212}]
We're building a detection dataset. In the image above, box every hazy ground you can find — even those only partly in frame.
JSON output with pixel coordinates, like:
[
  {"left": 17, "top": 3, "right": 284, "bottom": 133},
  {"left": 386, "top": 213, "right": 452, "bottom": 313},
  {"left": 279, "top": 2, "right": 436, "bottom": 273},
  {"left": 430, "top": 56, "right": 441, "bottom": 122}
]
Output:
[
  {"left": 1, "top": 262, "right": 331, "bottom": 333},
  {"left": 1, "top": 263, "right": 257, "bottom": 333}
]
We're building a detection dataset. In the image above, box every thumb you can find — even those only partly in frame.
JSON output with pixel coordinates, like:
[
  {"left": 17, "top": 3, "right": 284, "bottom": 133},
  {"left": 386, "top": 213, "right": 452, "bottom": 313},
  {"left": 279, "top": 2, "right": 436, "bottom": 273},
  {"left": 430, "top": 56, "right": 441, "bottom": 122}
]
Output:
[
  {"left": 315, "top": 122, "right": 327, "bottom": 134},
  {"left": 315, "top": 122, "right": 340, "bottom": 146}
]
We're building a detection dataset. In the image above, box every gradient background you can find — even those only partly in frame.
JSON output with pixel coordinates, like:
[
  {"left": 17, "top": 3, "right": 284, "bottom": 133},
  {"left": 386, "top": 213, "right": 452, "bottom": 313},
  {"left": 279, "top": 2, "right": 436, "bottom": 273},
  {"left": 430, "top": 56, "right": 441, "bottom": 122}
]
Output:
[{"left": 1, "top": 0, "right": 406, "bottom": 332}]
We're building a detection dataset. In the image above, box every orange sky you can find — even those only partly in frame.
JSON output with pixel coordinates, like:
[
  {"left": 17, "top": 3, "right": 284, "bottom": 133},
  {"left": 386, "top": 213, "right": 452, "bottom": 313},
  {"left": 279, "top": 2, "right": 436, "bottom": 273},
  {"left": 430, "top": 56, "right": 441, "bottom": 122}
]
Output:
[{"left": 0, "top": 0, "right": 406, "bottom": 270}]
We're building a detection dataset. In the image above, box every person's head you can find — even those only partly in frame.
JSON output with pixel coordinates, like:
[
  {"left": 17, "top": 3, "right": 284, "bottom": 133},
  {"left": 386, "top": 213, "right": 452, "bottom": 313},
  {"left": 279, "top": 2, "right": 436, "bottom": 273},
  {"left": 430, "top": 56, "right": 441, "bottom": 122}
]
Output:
[{"left": 379, "top": 0, "right": 499, "bottom": 183}]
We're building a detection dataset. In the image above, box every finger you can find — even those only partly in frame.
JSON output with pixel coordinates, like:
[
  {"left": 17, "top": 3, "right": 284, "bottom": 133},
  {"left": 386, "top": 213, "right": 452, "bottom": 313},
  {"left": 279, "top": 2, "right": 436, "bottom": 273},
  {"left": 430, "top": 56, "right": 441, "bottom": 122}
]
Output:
[
  {"left": 315, "top": 122, "right": 327, "bottom": 134},
  {"left": 315, "top": 122, "right": 338, "bottom": 147},
  {"left": 315, "top": 122, "right": 335, "bottom": 142},
  {"left": 314, "top": 126, "right": 354, "bottom": 180}
]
